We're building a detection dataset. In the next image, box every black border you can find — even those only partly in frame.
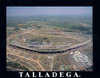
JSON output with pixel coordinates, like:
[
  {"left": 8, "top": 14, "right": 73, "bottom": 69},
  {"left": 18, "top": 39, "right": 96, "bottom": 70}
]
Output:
[
  {"left": 6, "top": 0, "right": 94, "bottom": 6},
  {"left": 0, "top": 0, "right": 100, "bottom": 78}
]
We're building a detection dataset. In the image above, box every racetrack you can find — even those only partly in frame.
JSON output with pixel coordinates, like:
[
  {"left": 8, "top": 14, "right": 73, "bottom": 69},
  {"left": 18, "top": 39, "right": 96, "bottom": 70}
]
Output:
[{"left": 7, "top": 32, "right": 92, "bottom": 54}]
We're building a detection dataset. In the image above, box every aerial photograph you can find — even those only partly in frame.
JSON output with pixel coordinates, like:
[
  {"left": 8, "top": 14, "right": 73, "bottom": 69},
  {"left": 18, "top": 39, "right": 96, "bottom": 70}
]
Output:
[{"left": 6, "top": 7, "right": 93, "bottom": 71}]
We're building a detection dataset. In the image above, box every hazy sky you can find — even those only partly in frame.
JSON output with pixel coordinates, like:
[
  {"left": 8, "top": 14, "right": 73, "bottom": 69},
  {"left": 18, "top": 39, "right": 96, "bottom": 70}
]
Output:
[{"left": 7, "top": 7, "right": 92, "bottom": 16}]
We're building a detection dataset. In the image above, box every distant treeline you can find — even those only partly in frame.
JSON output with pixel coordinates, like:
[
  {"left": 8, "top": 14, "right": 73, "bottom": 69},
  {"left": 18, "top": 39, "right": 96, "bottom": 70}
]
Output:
[{"left": 7, "top": 16, "right": 92, "bottom": 34}]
